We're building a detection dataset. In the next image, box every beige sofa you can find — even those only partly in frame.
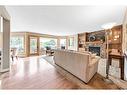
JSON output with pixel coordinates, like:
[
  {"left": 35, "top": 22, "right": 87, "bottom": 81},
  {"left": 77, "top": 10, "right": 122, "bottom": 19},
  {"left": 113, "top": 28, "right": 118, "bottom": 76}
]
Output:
[{"left": 54, "top": 49, "right": 100, "bottom": 83}]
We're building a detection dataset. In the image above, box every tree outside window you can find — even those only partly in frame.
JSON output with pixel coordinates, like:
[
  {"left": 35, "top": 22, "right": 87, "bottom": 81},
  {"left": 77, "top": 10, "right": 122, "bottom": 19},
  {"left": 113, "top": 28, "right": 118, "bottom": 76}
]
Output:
[
  {"left": 10, "top": 36, "right": 24, "bottom": 54},
  {"left": 40, "top": 38, "right": 57, "bottom": 49}
]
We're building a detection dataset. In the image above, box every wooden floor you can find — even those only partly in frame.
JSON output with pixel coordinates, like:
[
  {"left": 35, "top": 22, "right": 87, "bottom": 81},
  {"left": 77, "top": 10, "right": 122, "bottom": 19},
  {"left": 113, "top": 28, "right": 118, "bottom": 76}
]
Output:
[{"left": 0, "top": 56, "right": 119, "bottom": 89}]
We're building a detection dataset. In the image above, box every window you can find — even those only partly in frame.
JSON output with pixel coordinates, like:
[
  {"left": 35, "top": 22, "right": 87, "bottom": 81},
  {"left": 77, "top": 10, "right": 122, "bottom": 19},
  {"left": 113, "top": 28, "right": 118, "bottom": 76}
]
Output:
[
  {"left": 30, "top": 37, "right": 38, "bottom": 54},
  {"left": 10, "top": 36, "right": 25, "bottom": 54},
  {"left": 68, "top": 37, "right": 75, "bottom": 50},
  {"left": 69, "top": 37, "right": 74, "bottom": 47},
  {"left": 60, "top": 38, "right": 66, "bottom": 49},
  {"left": 40, "top": 38, "right": 57, "bottom": 49}
]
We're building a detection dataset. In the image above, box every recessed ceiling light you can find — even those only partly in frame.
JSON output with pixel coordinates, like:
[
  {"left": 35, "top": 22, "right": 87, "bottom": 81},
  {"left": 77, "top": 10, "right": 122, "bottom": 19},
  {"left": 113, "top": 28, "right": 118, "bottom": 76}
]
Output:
[{"left": 101, "top": 22, "right": 116, "bottom": 29}]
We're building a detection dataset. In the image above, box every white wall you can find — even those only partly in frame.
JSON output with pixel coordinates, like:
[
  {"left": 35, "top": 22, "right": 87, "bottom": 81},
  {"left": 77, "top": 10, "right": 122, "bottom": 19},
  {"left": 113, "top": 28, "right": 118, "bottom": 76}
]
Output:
[{"left": 0, "top": 32, "right": 3, "bottom": 48}]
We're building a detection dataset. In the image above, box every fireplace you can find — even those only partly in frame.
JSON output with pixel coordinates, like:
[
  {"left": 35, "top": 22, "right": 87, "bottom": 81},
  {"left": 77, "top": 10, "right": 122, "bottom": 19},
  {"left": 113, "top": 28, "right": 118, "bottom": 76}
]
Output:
[{"left": 89, "top": 46, "right": 101, "bottom": 56}]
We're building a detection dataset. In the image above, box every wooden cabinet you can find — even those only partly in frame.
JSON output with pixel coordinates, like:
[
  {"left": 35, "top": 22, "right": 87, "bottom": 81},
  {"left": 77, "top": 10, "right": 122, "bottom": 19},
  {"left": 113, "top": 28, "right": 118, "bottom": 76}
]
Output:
[
  {"left": 86, "top": 30, "right": 105, "bottom": 42},
  {"left": 109, "top": 25, "right": 122, "bottom": 44},
  {"left": 78, "top": 33, "right": 86, "bottom": 51},
  {"left": 78, "top": 33, "right": 85, "bottom": 47},
  {"left": 78, "top": 25, "right": 123, "bottom": 53},
  {"left": 108, "top": 25, "right": 122, "bottom": 53}
]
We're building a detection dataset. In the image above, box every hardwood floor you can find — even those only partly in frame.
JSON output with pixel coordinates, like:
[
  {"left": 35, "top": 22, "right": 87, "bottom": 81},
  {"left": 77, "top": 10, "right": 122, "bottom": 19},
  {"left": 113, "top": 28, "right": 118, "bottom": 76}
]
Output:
[
  {"left": 0, "top": 56, "right": 79, "bottom": 89},
  {"left": 0, "top": 56, "right": 119, "bottom": 89}
]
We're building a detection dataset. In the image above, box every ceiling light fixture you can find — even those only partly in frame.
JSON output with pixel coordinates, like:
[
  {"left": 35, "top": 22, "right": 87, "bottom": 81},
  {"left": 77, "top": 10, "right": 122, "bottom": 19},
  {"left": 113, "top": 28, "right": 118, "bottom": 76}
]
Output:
[{"left": 101, "top": 22, "right": 116, "bottom": 30}]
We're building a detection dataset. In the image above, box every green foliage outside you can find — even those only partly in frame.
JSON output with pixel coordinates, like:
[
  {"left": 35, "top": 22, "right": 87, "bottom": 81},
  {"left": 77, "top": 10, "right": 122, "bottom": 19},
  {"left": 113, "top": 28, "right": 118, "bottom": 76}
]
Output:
[
  {"left": 40, "top": 40, "right": 56, "bottom": 48},
  {"left": 10, "top": 37, "right": 24, "bottom": 53}
]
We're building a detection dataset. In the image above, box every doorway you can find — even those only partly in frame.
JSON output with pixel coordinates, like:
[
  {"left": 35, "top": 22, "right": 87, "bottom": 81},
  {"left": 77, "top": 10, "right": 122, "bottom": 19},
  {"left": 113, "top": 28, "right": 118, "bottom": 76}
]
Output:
[{"left": 28, "top": 36, "right": 39, "bottom": 56}]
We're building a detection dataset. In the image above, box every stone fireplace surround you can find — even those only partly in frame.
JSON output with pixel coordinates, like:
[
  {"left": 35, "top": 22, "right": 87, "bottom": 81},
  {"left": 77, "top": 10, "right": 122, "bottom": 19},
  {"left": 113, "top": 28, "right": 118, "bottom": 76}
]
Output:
[
  {"left": 89, "top": 46, "right": 101, "bottom": 56},
  {"left": 85, "top": 42, "right": 106, "bottom": 58}
]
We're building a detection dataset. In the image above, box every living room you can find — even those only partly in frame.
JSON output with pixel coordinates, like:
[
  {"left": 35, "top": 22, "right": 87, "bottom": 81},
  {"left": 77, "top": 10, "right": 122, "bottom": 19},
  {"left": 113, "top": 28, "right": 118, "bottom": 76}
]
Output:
[{"left": 0, "top": 4, "right": 127, "bottom": 92}]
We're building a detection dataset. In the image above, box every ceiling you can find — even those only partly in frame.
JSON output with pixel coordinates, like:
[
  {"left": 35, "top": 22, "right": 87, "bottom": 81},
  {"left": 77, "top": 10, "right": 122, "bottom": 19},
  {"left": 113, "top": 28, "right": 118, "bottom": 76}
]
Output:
[{"left": 6, "top": 6, "right": 126, "bottom": 36}]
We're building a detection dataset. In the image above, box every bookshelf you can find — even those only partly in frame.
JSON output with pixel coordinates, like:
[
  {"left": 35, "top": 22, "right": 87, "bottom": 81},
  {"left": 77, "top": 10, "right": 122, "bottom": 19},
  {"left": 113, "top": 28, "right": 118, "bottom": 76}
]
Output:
[
  {"left": 78, "top": 33, "right": 86, "bottom": 51},
  {"left": 78, "top": 25, "right": 122, "bottom": 53}
]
